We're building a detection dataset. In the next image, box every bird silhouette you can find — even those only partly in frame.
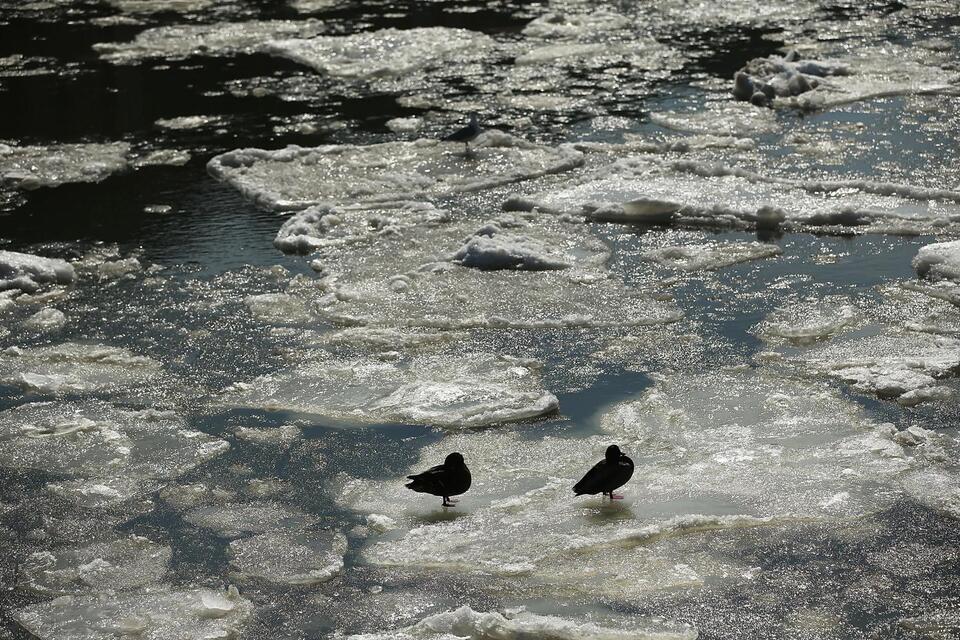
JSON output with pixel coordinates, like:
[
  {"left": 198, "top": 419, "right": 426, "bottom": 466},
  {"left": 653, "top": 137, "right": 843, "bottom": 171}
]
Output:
[
  {"left": 573, "top": 445, "right": 634, "bottom": 500},
  {"left": 405, "top": 452, "right": 472, "bottom": 507},
  {"left": 443, "top": 113, "right": 482, "bottom": 155}
]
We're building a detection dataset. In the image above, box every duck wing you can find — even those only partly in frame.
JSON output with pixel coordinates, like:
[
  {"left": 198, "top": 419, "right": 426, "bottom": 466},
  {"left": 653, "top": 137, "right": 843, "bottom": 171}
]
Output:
[
  {"left": 405, "top": 463, "right": 449, "bottom": 495},
  {"left": 572, "top": 459, "right": 611, "bottom": 495},
  {"left": 607, "top": 456, "right": 634, "bottom": 492}
]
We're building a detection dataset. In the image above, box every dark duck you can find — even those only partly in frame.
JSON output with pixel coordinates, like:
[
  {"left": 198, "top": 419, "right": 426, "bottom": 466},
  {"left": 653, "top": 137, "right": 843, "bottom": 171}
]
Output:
[
  {"left": 573, "top": 445, "right": 634, "bottom": 500},
  {"left": 405, "top": 452, "right": 471, "bottom": 507}
]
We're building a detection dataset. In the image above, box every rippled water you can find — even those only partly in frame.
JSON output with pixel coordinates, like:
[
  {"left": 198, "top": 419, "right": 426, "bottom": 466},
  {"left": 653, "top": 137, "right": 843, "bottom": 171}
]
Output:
[{"left": 2, "top": 1, "right": 959, "bottom": 639}]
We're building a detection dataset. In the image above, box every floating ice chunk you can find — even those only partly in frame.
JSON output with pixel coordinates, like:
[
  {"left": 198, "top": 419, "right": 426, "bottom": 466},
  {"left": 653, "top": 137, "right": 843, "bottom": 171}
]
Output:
[
  {"left": 23, "top": 308, "right": 67, "bottom": 331},
  {"left": 385, "top": 117, "right": 423, "bottom": 134},
  {"left": 0, "top": 142, "right": 130, "bottom": 191},
  {"left": 160, "top": 482, "right": 236, "bottom": 511},
  {"left": 522, "top": 158, "right": 960, "bottom": 232},
  {"left": 184, "top": 502, "right": 318, "bottom": 537},
  {"left": 337, "top": 368, "right": 904, "bottom": 599},
  {"left": 347, "top": 605, "right": 697, "bottom": 640},
  {"left": 0, "top": 342, "right": 162, "bottom": 395},
  {"left": 451, "top": 220, "right": 585, "bottom": 271},
  {"left": 72, "top": 246, "right": 142, "bottom": 280},
  {"left": 19, "top": 536, "right": 171, "bottom": 595},
  {"left": 106, "top": 0, "right": 222, "bottom": 12},
  {"left": 0, "top": 401, "right": 229, "bottom": 506},
  {"left": 756, "top": 298, "right": 857, "bottom": 344},
  {"left": 245, "top": 292, "right": 315, "bottom": 324},
  {"left": 791, "top": 332, "right": 960, "bottom": 401},
  {"left": 208, "top": 133, "right": 583, "bottom": 210},
  {"left": 222, "top": 351, "right": 558, "bottom": 428},
  {"left": 522, "top": 11, "right": 632, "bottom": 39},
  {"left": 154, "top": 114, "right": 226, "bottom": 130},
  {"left": 913, "top": 239, "right": 960, "bottom": 281},
  {"left": 289, "top": 0, "right": 342, "bottom": 12},
  {"left": 266, "top": 28, "right": 493, "bottom": 79},
  {"left": 599, "top": 368, "right": 909, "bottom": 518},
  {"left": 294, "top": 216, "right": 677, "bottom": 329},
  {"left": 650, "top": 101, "right": 780, "bottom": 136},
  {"left": 735, "top": 46, "right": 960, "bottom": 111},
  {"left": 274, "top": 202, "right": 448, "bottom": 253},
  {"left": 14, "top": 585, "right": 253, "bottom": 640},
  {"left": 642, "top": 241, "right": 781, "bottom": 271},
  {"left": 95, "top": 19, "right": 325, "bottom": 63},
  {"left": 0, "top": 250, "right": 76, "bottom": 293},
  {"left": 901, "top": 470, "right": 960, "bottom": 519},
  {"left": 229, "top": 529, "right": 346, "bottom": 584}
]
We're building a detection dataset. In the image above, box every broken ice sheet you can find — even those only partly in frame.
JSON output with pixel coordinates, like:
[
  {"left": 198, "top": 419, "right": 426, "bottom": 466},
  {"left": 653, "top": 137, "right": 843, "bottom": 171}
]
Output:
[
  {"left": 0, "top": 401, "right": 229, "bottom": 507},
  {"left": 229, "top": 529, "right": 347, "bottom": 585},
  {"left": 207, "top": 131, "right": 584, "bottom": 211},
  {"left": 220, "top": 350, "right": 558, "bottom": 428},
  {"left": 0, "top": 342, "right": 164, "bottom": 396},
  {"left": 94, "top": 19, "right": 325, "bottom": 63},
  {"left": 14, "top": 585, "right": 253, "bottom": 640},
  {"left": 0, "top": 142, "right": 130, "bottom": 191},
  {"left": 780, "top": 330, "right": 960, "bottom": 404},
  {"left": 274, "top": 201, "right": 448, "bottom": 254},
  {"left": 266, "top": 27, "right": 495, "bottom": 79},
  {"left": 517, "top": 157, "right": 960, "bottom": 233},
  {"left": 0, "top": 250, "right": 76, "bottom": 294},
  {"left": 292, "top": 214, "right": 678, "bottom": 329},
  {"left": 346, "top": 605, "right": 697, "bottom": 640},
  {"left": 335, "top": 367, "right": 922, "bottom": 598},
  {"left": 735, "top": 45, "right": 960, "bottom": 112},
  {"left": 641, "top": 241, "right": 782, "bottom": 271},
  {"left": 19, "top": 535, "right": 171, "bottom": 595},
  {"left": 754, "top": 296, "right": 859, "bottom": 345},
  {"left": 184, "top": 501, "right": 318, "bottom": 537}
]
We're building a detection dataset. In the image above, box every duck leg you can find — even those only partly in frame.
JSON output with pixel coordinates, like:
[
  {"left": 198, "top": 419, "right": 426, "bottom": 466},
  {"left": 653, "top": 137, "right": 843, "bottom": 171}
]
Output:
[{"left": 442, "top": 496, "right": 456, "bottom": 507}]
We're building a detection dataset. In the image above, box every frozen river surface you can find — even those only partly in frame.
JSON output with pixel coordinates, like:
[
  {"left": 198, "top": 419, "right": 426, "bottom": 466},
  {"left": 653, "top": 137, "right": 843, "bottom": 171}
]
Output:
[{"left": 1, "top": 1, "right": 960, "bottom": 638}]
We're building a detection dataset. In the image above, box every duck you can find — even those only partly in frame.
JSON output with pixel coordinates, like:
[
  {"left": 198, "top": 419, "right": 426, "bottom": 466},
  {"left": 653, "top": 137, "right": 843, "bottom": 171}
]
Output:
[
  {"left": 405, "top": 452, "right": 472, "bottom": 507},
  {"left": 442, "top": 113, "right": 482, "bottom": 155},
  {"left": 573, "top": 444, "right": 634, "bottom": 500}
]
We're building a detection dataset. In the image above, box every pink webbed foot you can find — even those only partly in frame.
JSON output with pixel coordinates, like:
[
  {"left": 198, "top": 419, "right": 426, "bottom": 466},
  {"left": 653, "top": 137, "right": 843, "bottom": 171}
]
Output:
[{"left": 611, "top": 493, "right": 624, "bottom": 500}]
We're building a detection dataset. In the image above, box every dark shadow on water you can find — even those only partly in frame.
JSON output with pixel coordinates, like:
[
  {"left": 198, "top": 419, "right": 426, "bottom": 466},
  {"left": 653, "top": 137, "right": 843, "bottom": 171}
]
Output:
[{"left": 411, "top": 507, "right": 471, "bottom": 525}]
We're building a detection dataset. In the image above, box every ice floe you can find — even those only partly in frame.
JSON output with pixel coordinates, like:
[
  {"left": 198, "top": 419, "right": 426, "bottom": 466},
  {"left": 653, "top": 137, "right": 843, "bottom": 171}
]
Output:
[
  {"left": 208, "top": 132, "right": 583, "bottom": 210},
  {"left": 642, "top": 241, "right": 781, "bottom": 271},
  {"left": 0, "top": 250, "right": 76, "bottom": 293},
  {"left": 0, "top": 401, "right": 229, "bottom": 506},
  {"left": 267, "top": 28, "right": 494, "bottom": 79},
  {"left": 229, "top": 529, "right": 346, "bottom": 584},
  {"left": 19, "top": 535, "right": 171, "bottom": 595},
  {"left": 184, "top": 502, "right": 317, "bottom": 537},
  {"left": 347, "top": 605, "right": 697, "bottom": 640},
  {"left": 516, "top": 157, "right": 960, "bottom": 233},
  {"left": 755, "top": 298, "right": 858, "bottom": 345},
  {"left": 290, "top": 214, "right": 677, "bottom": 329},
  {"left": 913, "top": 239, "right": 960, "bottom": 281},
  {"left": 95, "top": 19, "right": 325, "bottom": 63},
  {"left": 650, "top": 101, "right": 780, "bottom": 137},
  {"left": 14, "top": 585, "right": 253, "bottom": 640},
  {"left": 0, "top": 342, "right": 162, "bottom": 395},
  {"left": 783, "top": 331, "right": 960, "bottom": 403},
  {"left": 0, "top": 142, "right": 130, "bottom": 191},
  {"left": 734, "top": 47, "right": 960, "bottom": 111},
  {"left": 222, "top": 351, "right": 558, "bottom": 428},
  {"left": 22, "top": 307, "right": 68, "bottom": 331},
  {"left": 334, "top": 367, "right": 917, "bottom": 597},
  {"left": 274, "top": 202, "right": 448, "bottom": 254},
  {"left": 154, "top": 114, "right": 226, "bottom": 130}
]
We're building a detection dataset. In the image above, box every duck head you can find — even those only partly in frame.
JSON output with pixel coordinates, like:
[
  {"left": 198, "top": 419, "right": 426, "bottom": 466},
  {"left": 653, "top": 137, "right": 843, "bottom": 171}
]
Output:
[
  {"left": 445, "top": 452, "right": 466, "bottom": 467},
  {"left": 605, "top": 444, "right": 623, "bottom": 462}
]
